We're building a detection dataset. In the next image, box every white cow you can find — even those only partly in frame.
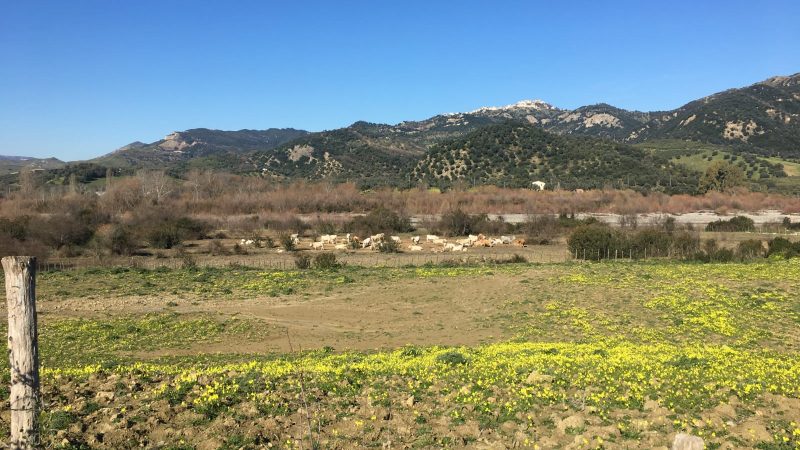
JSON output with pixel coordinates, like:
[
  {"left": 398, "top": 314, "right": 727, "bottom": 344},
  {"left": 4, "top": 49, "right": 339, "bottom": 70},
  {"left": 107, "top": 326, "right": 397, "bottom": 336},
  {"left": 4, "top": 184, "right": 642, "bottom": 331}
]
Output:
[
  {"left": 426, "top": 234, "right": 439, "bottom": 242},
  {"left": 311, "top": 241, "right": 324, "bottom": 250},
  {"left": 531, "top": 181, "right": 546, "bottom": 191},
  {"left": 390, "top": 236, "right": 401, "bottom": 243},
  {"left": 408, "top": 245, "right": 423, "bottom": 251},
  {"left": 411, "top": 236, "right": 420, "bottom": 244},
  {"left": 361, "top": 237, "right": 372, "bottom": 248}
]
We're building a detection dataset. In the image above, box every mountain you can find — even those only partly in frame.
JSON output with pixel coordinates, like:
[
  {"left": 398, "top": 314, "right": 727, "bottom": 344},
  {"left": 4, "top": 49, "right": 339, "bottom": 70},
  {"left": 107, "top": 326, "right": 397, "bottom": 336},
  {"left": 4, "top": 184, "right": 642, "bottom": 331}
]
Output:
[
  {"left": 93, "top": 128, "right": 309, "bottom": 171},
  {"left": 412, "top": 122, "right": 697, "bottom": 192},
  {"left": 628, "top": 73, "right": 800, "bottom": 157},
  {"left": 0, "top": 155, "right": 64, "bottom": 175},
  {"left": 12, "top": 72, "right": 798, "bottom": 193}
]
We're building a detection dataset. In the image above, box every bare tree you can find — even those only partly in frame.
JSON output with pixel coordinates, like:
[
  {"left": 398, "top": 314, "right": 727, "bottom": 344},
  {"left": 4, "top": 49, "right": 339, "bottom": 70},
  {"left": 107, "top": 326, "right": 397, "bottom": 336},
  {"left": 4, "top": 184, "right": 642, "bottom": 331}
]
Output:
[
  {"left": 18, "top": 168, "right": 36, "bottom": 198},
  {"left": 186, "top": 169, "right": 223, "bottom": 202},
  {"left": 137, "top": 170, "right": 174, "bottom": 204}
]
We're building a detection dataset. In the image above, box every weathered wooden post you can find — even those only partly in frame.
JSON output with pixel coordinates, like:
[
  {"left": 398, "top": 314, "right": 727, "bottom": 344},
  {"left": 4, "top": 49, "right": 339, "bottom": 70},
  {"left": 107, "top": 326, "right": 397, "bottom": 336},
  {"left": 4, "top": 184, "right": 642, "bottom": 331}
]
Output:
[{"left": 3, "top": 256, "right": 39, "bottom": 449}]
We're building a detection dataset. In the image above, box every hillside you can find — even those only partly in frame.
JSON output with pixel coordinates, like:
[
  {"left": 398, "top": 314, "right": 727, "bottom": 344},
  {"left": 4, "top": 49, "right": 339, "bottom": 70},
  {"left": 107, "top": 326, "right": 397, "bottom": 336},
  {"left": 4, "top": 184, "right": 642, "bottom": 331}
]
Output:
[
  {"left": 629, "top": 74, "right": 800, "bottom": 157},
  {"left": 92, "top": 128, "right": 309, "bottom": 171},
  {"left": 412, "top": 122, "right": 699, "bottom": 192},
  {"left": 0, "top": 155, "right": 64, "bottom": 175},
  {"left": 250, "top": 127, "right": 419, "bottom": 188}
]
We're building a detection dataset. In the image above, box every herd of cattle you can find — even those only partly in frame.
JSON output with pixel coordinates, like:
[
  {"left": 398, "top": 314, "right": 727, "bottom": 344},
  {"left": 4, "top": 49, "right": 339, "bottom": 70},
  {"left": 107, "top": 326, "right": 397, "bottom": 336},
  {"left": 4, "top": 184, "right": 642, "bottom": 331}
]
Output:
[{"left": 248, "top": 233, "right": 530, "bottom": 252}]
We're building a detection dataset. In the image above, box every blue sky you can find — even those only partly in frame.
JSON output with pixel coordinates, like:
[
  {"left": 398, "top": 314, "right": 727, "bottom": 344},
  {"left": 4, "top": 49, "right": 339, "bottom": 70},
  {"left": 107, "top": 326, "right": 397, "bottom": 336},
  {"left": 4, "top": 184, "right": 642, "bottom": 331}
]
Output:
[{"left": 1, "top": 1, "right": 798, "bottom": 161}]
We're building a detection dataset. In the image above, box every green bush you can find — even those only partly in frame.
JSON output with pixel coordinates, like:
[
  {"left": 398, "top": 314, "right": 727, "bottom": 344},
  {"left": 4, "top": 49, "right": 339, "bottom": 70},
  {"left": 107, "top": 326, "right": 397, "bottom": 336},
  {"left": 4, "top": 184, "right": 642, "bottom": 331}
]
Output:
[
  {"left": 705, "top": 216, "right": 755, "bottom": 232},
  {"left": 147, "top": 226, "right": 182, "bottom": 249},
  {"left": 737, "top": 239, "right": 765, "bottom": 259},
  {"left": 108, "top": 225, "right": 138, "bottom": 256},
  {"left": 671, "top": 231, "right": 700, "bottom": 257},
  {"left": 437, "top": 208, "right": 483, "bottom": 237},
  {"left": 568, "top": 225, "right": 621, "bottom": 260},
  {"left": 313, "top": 252, "right": 339, "bottom": 269},
  {"left": 145, "top": 216, "right": 209, "bottom": 249},
  {"left": 279, "top": 233, "right": 296, "bottom": 252},
  {"left": 378, "top": 239, "right": 400, "bottom": 253},
  {"left": 293, "top": 253, "right": 311, "bottom": 269},
  {"left": 346, "top": 206, "right": 412, "bottom": 236},
  {"left": 436, "top": 351, "right": 469, "bottom": 366},
  {"left": 767, "top": 237, "right": 800, "bottom": 258},
  {"left": 710, "top": 248, "right": 735, "bottom": 262},
  {"left": 629, "top": 229, "right": 673, "bottom": 257}
]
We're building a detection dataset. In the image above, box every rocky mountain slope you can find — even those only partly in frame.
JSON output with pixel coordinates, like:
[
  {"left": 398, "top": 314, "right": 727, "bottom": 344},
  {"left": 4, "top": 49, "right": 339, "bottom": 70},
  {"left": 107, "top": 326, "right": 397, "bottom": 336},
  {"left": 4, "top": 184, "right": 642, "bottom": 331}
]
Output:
[
  {"left": 93, "top": 128, "right": 309, "bottom": 170},
  {"left": 628, "top": 74, "right": 800, "bottom": 157}
]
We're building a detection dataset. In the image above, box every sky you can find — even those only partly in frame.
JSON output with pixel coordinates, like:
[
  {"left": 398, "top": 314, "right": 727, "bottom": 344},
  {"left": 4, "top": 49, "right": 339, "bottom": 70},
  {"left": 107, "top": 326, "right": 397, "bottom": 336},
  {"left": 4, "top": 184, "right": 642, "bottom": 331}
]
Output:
[{"left": 1, "top": 1, "right": 799, "bottom": 161}]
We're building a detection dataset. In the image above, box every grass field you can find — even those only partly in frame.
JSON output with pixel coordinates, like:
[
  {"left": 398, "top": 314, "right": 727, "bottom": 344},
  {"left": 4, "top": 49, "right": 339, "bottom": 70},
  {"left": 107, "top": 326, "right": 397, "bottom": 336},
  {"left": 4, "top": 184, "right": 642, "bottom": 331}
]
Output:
[
  {"left": 636, "top": 139, "right": 800, "bottom": 193},
  {"left": 1, "top": 259, "right": 800, "bottom": 449}
]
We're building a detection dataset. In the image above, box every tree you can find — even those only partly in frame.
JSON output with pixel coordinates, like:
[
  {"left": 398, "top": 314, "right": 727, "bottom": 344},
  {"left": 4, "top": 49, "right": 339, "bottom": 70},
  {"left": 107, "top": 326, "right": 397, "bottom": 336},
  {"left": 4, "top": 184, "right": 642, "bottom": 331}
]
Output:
[
  {"left": 699, "top": 161, "right": 746, "bottom": 193},
  {"left": 137, "top": 170, "right": 173, "bottom": 204}
]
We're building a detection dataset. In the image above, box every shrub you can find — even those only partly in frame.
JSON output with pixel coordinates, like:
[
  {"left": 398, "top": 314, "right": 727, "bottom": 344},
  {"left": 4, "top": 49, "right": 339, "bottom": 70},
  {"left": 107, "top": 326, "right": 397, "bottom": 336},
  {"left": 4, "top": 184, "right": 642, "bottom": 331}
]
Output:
[
  {"left": 346, "top": 206, "right": 412, "bottom": 236},
  {"left": 293, "top": 253, "right": 311, "bottom": 269},
  {"left": 663, "top": 216, "right": 677, "bottom": 233},
  {"left": 378, "top": 239, "right": 400, "bottom": 253},
  {"left": 568, "top": 225, "right": 620, "bottom": 260},
  {"left": 710, "top": 248, "right": 735, "bottom": 262},
  {"left": 147, "top": 226, "right": 182, "bottom": 249},
  {"left": 0, "top": 234, "right": 51, "bottom": 261},
  {"left": 32, "top": 215, "right": 95, "bottom": 250},
  {"left": 767, "top": 237, "right": 800, "bottom": 258},
  {"left": 279, "top": 234, "right": 296, "bottom": 252},
  {"left": 436, "top": 351, "right": 468, "bottom": 366},
  {"left": 629, "top": 229, "right": 673, "bottom": 258},
  {"left": 106, "top": 225, "right": 138, "bottom": 256},
  {"left": 207, "top": 240, "right": 229, "bottom": 256},
  {"left": 781, "top": 217, "right": 800, "bottom": 231},
  {"left": 737, "top": 239, "right": 765, "bottom": 259},
  {"left": 314, "top": 219, "right": 338, "bottom": 235},
  {"left": 313, "top": 252, "right": 339, "bottom": 270},
  {"left": 492, "top": 254, "right": 527, "bottom": 264},
  {"left": 145, "top": 216, "right": 210, "bottom": 249},
  {"left": 0, "top": 216, "right": 30, "bottom": 241},
  {"left": 522, "top": 215, "right": 561, "bottom": 245},
  {"left": 671, "top": 231, "right": 700, "bottom": 257},
  {"left": 705, "top": 216, "right": 755, "bottom": 232},
  {"left": 437, "top": 208, "right": 483, "bottom": 237},
  {"left": 176, "top": 246, "right": 197, "bottom": 269}
]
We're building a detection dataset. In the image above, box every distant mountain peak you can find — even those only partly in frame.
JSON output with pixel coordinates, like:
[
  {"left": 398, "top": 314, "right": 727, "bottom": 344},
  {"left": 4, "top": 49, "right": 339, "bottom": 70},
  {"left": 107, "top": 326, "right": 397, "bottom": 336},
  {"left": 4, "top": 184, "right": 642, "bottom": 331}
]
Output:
[
  {"left": 469, "top": 99, "right": 556, "bottom": 114},
  {"left": 759, "top": 72, "right": 800, "bottom": 88}
]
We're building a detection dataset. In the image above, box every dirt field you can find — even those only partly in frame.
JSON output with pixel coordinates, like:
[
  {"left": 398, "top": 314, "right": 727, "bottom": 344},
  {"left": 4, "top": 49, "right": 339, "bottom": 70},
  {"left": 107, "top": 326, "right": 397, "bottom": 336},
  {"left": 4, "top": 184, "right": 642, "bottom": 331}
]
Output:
[{"left": 1, "top": 257, "right": 799, "bottom": 448}]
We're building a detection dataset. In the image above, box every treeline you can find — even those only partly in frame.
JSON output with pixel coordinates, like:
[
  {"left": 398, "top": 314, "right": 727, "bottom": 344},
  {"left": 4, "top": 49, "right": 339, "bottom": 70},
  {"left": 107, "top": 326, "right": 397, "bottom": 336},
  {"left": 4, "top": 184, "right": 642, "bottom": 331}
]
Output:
[{"left": 567, "top": 217, "right": 800, "bottom": 262}]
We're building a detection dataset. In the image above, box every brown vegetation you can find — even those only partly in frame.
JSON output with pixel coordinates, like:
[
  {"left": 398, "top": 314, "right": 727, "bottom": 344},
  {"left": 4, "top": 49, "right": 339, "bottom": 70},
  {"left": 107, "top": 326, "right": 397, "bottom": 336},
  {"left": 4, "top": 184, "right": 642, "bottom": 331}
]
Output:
[{"left": 3, "top": 172, "right": 800, "bottom": 261}]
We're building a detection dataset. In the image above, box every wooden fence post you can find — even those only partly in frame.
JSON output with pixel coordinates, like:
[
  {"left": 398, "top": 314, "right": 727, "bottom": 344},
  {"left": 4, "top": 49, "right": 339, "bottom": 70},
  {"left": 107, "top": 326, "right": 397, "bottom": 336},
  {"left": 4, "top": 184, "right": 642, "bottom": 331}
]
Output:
[{"left": 3, "top": 256, "right": 39, "bottom": 449}]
